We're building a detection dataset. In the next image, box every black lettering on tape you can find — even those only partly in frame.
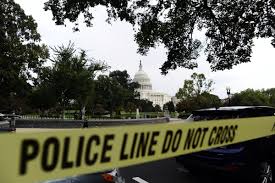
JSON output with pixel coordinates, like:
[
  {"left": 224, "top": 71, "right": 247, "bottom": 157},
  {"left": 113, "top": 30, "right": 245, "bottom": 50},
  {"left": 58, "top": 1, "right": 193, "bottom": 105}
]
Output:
[
  {"left": 208, "top": 127, "right": 217, "bottom": 146},
  {"left": 162, "top": 130, "right": 173, "bottom": 154},
  {"left": 85, "top": 135, "right": 99, "bottom": 165},
  {"left": 20, "top": 139, "right": 39, "bottom": 175},
  {"left": 76, "top": 136, "right": 85, "bottom": 167},
  {"left": 200, "top": 128, "right": 209, "bottom": 147},
  {"left": 120, "top": 134, "right": 128, "bottom": 160},
  {"left": 192, "top": 128, "right": 202, "bottom": 149},
  {"left": 172, "top": 130, "right": 182, "bottom": 152},
  {"left": 220, "top": 126, "right": 228, "bottom": 144},
  {"left": 42, "top": 137, "right": 60, "bottom": 172},
  {"left": 230, "top": 125, "right": 238, "bottom": 142},
  {"left": 61, "top": 137, "right": 73, "bottom": 169},
  {"left": 184, "top": 128, "right": 209, "bottom": 150},
  {"left": 136, "top": 132, "right": 150, "bottom": 158},
  {"left": 225, "top": 126, "right": 231, "bottom": 143},
  {"left": 214, "top": 127, "right": 223, "bottom": 145},
  {"left": 184, "top": 129, "right": 194, "bottom": 150},
  {"left": 101, "top": 134, "right": 114, "bottom": 163},
  {"left": 130, "top": 133, "right": 138, "bottom": 159},
  {"left": 148, "top": 131, "right": 160, "bottom": 156},
  {"left": 228, "top": 126, "right": 234, "bottom": 142}
]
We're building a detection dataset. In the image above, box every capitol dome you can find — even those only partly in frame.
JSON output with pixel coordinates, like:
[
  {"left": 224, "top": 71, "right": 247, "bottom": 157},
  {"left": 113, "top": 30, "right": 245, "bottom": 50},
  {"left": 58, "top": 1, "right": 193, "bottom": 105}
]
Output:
[{"left": 133, "top": 61, "right": 152, "bottom": 90}]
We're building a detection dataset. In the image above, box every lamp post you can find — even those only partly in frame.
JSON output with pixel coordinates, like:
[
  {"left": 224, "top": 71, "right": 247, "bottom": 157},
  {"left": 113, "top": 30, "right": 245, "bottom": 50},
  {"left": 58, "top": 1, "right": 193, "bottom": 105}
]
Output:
[{"left": 226, "top": 87, "right": 231, "bottom": 106}]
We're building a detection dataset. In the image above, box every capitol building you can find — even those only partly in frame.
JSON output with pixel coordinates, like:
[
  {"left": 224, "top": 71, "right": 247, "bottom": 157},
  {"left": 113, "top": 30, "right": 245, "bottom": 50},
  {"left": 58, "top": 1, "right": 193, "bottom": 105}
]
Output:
[{"left": 133, "top": 61, "right": 178, "bottom": 108}]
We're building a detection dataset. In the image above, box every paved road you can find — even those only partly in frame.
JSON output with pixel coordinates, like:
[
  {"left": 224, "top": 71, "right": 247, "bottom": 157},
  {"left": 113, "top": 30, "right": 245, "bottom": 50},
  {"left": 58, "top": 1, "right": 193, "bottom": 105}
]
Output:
[
  {"left": 119, "top": 158, "right": 236, "bottom": 183},
  {"left": 120, "top": 158, "right": 198, "bottom": 183},
  {"left": 43, "top": 158, "right": 241, "bottom": 183}
]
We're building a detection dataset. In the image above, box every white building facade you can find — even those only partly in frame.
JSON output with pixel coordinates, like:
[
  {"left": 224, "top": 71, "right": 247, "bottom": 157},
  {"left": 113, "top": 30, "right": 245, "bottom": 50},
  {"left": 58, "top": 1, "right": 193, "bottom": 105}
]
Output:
[{"left": 133, "top": 61, "right": 174, "bottom": 108}]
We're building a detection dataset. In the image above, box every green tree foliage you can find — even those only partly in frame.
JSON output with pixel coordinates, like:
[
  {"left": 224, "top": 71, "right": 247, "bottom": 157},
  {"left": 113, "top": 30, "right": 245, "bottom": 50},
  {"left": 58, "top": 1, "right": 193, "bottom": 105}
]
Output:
[
  {"left": 125, "top": 102, "right": 137, "bottom": 114},
  {"left": 44, "top": 0, "right": 275, "bottom": 74},
  {"left": 109, "top": 70, "right": 140, "bottom": 114},
  {"left": 93, "top": 75, "right": 113, "bottom": 115},
  {"left": 0, "top": 0, "right": 48, "bottom": 111},
  {"left": 230, "top": 89, "right": 270, "bottom": 106},
  {"left": 264, "top": 88, "right": 275, "bottom": 107},
  {"left": 163, "top": 101, "right": 175, "bottom": 112},
  {"left": 34, "top": 43, "right": 108, "bottom": 118},
  {"left": 94, "top": 71, "right": 139, "bottom": 116},
  {"left": 29, "top": 85, "right": 57, "bottom": 112},
  {"left": 93, "top": 104, "right": 107, "bottom": 115},
  {"left": 176, "top": 92, "right": 221, "bottom": 113},
  {"left": 109, "top": 70, "right": 132, "bottom": 89},
  {"left": 137, "top": 99, "right": 154, "bottom": 112},
  {"left": 153, "top": 105, "right": 162, "bottom": 112},
  {"left": 175, "top": 73, "right": 219, "bottom": 113},
  {"left": 176, "top": 73, "right": 213, "bottom": 99}
]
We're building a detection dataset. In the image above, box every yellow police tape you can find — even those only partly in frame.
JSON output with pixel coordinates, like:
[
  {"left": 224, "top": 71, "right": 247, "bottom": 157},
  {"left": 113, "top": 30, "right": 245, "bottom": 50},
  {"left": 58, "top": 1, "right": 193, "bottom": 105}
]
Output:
[{"left": 0, "top": 116, "right": 275, "bottom": 183}]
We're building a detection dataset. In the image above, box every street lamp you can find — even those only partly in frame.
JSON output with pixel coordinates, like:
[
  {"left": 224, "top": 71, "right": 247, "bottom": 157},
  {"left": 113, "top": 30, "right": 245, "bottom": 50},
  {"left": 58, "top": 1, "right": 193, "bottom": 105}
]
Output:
[{"left": 226, "top": 87, "right": 231, "bottom": 106}]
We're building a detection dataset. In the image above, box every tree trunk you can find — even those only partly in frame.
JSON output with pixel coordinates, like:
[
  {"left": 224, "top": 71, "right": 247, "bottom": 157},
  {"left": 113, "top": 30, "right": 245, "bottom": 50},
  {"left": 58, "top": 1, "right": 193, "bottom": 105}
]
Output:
[
  {"left": 62, "top": 110, "right": 65, "bottom": 119},
  {"left": 80, "top": 106, "right": 86, "bottom": 120}
]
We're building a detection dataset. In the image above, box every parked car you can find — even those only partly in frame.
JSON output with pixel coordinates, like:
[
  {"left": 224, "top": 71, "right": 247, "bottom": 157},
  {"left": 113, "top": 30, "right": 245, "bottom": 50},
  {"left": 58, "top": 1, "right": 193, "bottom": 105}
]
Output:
[{"left": 176, "top": 106, "right": 275, "bottom": 183}]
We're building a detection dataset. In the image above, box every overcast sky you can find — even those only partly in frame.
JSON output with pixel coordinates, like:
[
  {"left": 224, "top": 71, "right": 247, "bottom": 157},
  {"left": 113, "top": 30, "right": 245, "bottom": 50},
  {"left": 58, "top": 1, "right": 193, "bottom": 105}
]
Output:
[{"left": 16, "top": 0, "right": 275, "bottom": 99}]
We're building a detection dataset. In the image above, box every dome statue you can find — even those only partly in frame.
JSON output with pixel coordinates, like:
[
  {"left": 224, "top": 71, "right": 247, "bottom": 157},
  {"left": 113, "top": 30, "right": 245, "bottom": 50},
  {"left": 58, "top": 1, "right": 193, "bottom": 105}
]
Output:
[{"left": 133, "top": 61, "right": 152, "bottom": 90}]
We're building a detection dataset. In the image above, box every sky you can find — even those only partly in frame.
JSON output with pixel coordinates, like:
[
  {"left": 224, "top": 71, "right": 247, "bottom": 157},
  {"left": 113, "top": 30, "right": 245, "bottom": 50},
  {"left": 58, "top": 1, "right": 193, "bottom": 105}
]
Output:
[{"left": 16, "top": 0, "right": 275, "bottom": 99}]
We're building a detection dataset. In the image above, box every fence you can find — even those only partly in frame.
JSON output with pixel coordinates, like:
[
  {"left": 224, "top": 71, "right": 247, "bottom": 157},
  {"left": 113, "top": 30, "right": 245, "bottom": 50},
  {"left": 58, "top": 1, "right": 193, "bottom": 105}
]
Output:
[
  {"left": 15, "top": 117, "right": 170, "bottom": 128},
  {"left": 20, "top": 111, "right": 180, "bottom": 120}
]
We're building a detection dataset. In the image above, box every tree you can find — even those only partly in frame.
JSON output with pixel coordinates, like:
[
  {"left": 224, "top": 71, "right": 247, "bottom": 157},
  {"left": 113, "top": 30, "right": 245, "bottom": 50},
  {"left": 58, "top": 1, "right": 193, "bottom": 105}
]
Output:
[
  {"left": 176, "top": 73, "right": 213, "bottom": 99},
  {"left": 176, "top": 92, "right": 221, "bottom": 113},
  {"left": 230, "top": 89, "right": 270, "bottom": 106},
  {"left": 125, "top": 102, "right": 137, "bottom": 114},
  {"left": 94, "top": 71, "right": 139, "bottom": 116},
  {"left": 0, "top": 0, "right": 48, "bottom": 111},
  {"left": 198, "top": 92, "right": 221, "bottom": 109},
  {"left": 153, "top": 105, "right": 162, "bottom": 112},
  {"left": 44, "top": 0, "right": 275, "bottom": 74},
  {"left": 36, "top": 43, "right": 108, "bottom": 119},
  {"left": 29, "top": 85, "right": 57, "bottom": 113},
  {"left": 163, "top": 101, "right": 175, "bottom": 112},
  {"left": 93, "top": 104, "right": 107, "bottom": 115},
  {"left": 109, "top": 70, "right": 140, "bottom": 99},
  {"left": 109, "top": 70, "right": 131, "bottom": 89},
  {"left": 137, "top": 99, "right": 154, "bottom": 112},
  {"left": 109, "top": 70, "right": 139, "bottom": 115},
  {"left": 175, "top": 73, "right": 218, "bottom": 113},
  {"left": 264, "top": 88, "right": 275, "bottom": 107},
  {"left": 94, "top": 75, "right": 113, "bottom": 115}
]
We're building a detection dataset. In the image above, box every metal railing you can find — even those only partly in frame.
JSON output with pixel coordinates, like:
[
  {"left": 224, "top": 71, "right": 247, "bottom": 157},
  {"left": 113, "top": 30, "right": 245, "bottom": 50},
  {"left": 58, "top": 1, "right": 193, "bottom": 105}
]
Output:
[{"left": 14, "top": 117, "right": 170, "bottom": 128}]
